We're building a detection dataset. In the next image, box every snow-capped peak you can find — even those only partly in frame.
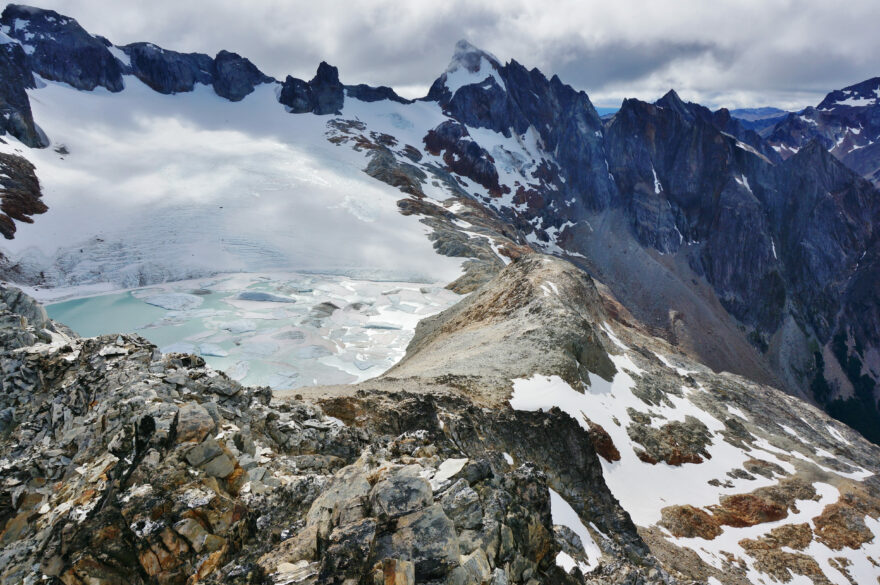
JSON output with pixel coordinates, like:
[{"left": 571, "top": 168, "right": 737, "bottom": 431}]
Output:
[
  {"left": 446, "top": 39, "right": 502, "bottom": 74},
  {"left": 817, "top": 76, "right": 880, "bottom": 110},
  {"left": 442, "top": 39, "right": 506, "bottom": 96}
]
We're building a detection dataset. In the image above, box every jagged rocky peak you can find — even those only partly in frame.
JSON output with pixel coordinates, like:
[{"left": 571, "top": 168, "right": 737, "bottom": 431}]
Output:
[
  {"left": 0, "top": 3, "right": 124, "bottom": 92},
  {"left": 121, "top": 42, "right": 214, "bottom": 95},
  {"left": 211, "top": 49, "right": 273, "bottom": 101},
  {"left": 278, "top": 59, "right": 409, "bottom": 114},
  {"left": 279, "top": 61, "right": 344, "bottom": 115},
  {"left": 767, "top": 74, "right": 880, "bottom": 188},
  {"left": 654, "top": 88, "right": 693, "bottom": 118},
  {"left": 426, "top": 39, "right": 506, "bottom": 104}
]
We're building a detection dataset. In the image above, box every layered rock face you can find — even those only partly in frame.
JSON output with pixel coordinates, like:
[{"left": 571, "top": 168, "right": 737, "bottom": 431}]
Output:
[{"left": 599, "top": 93, "right": 880, "bottom": 441}]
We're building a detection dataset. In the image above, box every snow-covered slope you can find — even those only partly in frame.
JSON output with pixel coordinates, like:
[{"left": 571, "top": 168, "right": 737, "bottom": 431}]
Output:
[{"left": 0, "top": 76, "right": 468, "bottom": 287}]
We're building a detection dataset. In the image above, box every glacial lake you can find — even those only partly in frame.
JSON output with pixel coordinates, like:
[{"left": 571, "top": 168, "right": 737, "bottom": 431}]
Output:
[{"left": 46, "top": 273, "right": 460, "bottom": 390}]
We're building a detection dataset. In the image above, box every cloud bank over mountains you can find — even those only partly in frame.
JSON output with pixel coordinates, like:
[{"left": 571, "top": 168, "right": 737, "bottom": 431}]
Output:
[{"left": 35, "top": 0, "right": 880, "bottom": 110}]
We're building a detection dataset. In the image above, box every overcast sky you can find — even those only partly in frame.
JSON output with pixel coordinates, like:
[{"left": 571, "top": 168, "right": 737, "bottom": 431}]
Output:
[{"left": 32, "top": 0, "right": 880, "bottom": 110}]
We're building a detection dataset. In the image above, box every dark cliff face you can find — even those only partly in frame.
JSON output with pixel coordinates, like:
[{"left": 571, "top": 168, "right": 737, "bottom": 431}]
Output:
[
  {"left": 0, "top": 152, "right": 45, "bottom": 239},
  {"left": 279, "top": 61, "right": 344, "bottom": 115},
  {"left": 0, "top": 39, "right": 45, "bottom": 147},
  {"left": 603, "top": 94, "right": 880, "bottom": 440},
  {"left": 776, "top": 142, "right": 879, "bottom": 335},
  {"left": 1, "top": 4, "right": 124, "bottom": 92},
  {"left": 211, "top": 49, "right": 272, "bottom": 102},
  {"left": 123, "top": 42, "right": 214, "bottom": 94},
  {"left": 421, "top": 51, "right": 880, "bottom": 440}
]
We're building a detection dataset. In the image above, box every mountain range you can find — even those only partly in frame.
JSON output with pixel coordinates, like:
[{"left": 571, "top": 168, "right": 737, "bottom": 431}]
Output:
[{"left": 0, "top": 3, "right": 879, "bottom": 584}]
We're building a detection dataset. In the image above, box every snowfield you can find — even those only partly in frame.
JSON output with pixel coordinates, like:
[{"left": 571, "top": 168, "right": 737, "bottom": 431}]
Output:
[{"left": 0, "top": 76, "right": 464, "bottom": 287}]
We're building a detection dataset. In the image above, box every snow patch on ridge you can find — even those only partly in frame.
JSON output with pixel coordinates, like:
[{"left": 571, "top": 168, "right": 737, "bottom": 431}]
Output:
[{"left": 549, "top": 488, "right": 601, "bottom": 573}]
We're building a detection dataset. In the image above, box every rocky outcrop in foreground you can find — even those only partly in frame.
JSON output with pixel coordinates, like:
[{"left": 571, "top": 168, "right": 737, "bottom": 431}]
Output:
[
  {"left": 0, "top": 269, "right": 660, "bottom": 584},
  {"left": 4, "top": 255, "right": 880, "bottom": 584}
]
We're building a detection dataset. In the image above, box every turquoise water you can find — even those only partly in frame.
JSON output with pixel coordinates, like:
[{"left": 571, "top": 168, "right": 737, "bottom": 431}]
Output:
[
  {"left": 47, "top": 291, "right": 167, "bottom": 337},
  {"left": 43, "top": 274, "right": 460, "bottom": 390}
]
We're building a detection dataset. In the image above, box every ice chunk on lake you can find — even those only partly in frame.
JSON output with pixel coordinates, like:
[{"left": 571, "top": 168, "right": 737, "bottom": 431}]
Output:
[
  {"left": 199, "top": 343, "right": 228, "bottom": 357},
  {"left": 221, "top": 319, "right": 257, "bottom": 333},
  {"left": 296, "top": 345, "right": 333, "bottom": 359},
  {"left": 141, "top": 293, "right": 204, "bottom": 311},
  {"left": 236, "top": 291, "right": 295, "bottom": 303},
  {"left": 226, "top": 361, "right": 249, "bottom": 381},
  {"left": 162, "top": 342, "right": 198, "bottom": 354},
  {"left": 240, "top": 341, "right": 279, "bottom": 357},
  {"left": 273, "top": 329, "right": 306, "bottom": 341},
  {"left": 266, "top": 371, "right": 299, "bottom": 388}
]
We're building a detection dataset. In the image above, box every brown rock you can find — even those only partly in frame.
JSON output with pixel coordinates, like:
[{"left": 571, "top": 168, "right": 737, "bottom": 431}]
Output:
[
  {"left": 739, "top": 523, "right": 813, "bottom": 551},
  {"left": 176, "top": 402, "right": 215, "bottom": 443},
  {"left": 258, "top": 524, "right": 319, "bottom": 573},
  {"left": 173, "top": 518, "right": 211, "bottom": 553},
  {"left": 711, "top": 493, "right": 787, "bottom": 527},
  {"left": 743, "top": 458, "right": 786, "bottom": 479},
  {"left": 190, "top": 544, "right": 227, "bottom": 584},
  {"left": 740, "top": 531, "right": 832, "bottom": 585},
  {"left": 813, "top": 489, "right": 880, "bottom": 550},
  {"left": 583, "top": 416, "right": 621, "bottom": 462},
  {"left": 373, "top": 558, "right": 415, "bottom": 585},
  {"left": 0, "top": 512, "right": 30, "bottom": 544},
  {"left": 658, "top": 505, "right": 721, "bottom": 539},
  {"left": 139, "top": 547, "right": 162, "bottom": 577}
]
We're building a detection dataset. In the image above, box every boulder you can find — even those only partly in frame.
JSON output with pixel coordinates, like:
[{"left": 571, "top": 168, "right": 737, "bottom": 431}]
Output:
[
  {"left": 175, "top": 402, "right": 215, "bottom": 443},
  {"left": 390, "top": 504, "right": 460, "bottom": 579},
  {"left": 319, "top": 518, "right": 378, "bottom": 582},
  {"left": 440, "top": 479, "right": 483, "bottom": 530},
  {"left": 369, "top": 473, "right": 433, "bottom": 520}
]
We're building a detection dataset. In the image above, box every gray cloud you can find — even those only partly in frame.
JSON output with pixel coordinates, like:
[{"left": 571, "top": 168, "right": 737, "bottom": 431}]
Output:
[{"left": 27, "top": 0, "right": 880, "bottom": 111}]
